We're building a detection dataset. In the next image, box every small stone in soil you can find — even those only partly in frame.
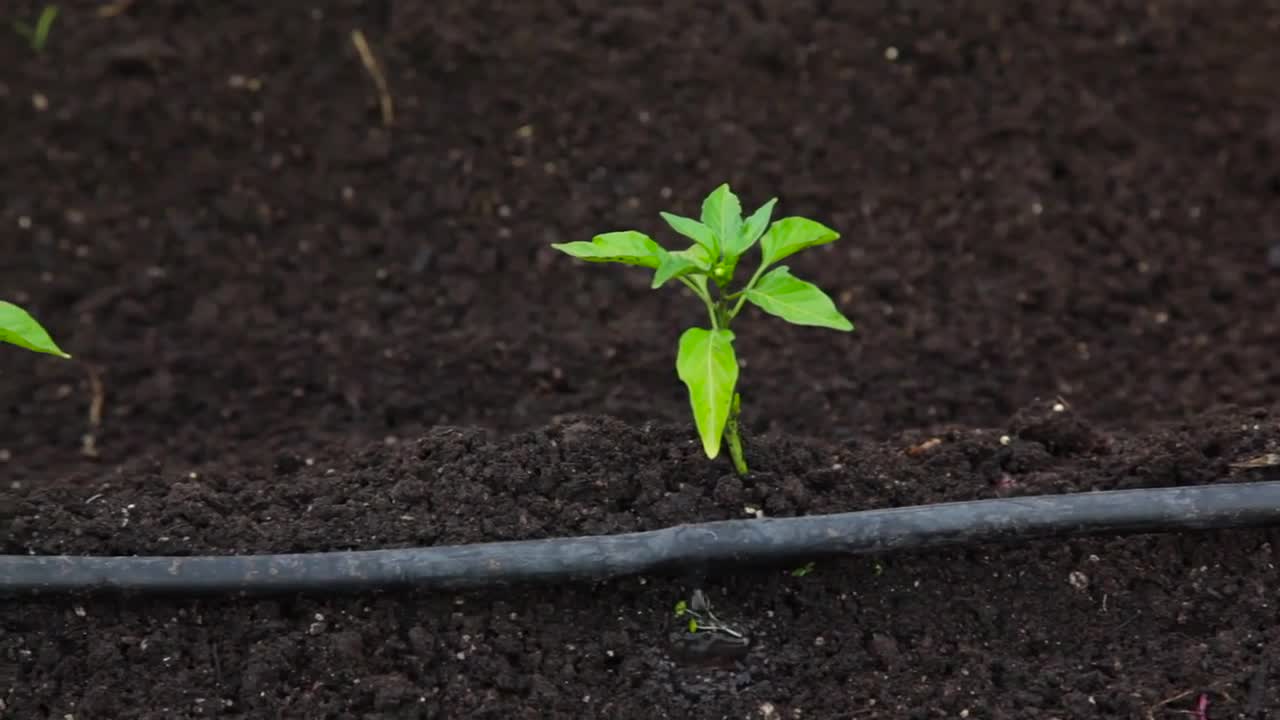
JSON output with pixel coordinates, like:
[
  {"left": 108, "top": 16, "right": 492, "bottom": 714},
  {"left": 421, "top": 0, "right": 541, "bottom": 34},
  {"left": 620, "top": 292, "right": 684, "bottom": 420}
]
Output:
[{"left": 1068, "top": 570, "right": 1089, "bottom": 591}]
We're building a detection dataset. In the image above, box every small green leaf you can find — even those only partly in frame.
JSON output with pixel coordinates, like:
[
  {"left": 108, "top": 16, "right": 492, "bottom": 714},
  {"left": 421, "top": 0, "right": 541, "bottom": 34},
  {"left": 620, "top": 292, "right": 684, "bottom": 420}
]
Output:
[
  {"left": 745, "top": 267, "right": 854, "bottom": 331},
  {"left": 674, "top": 600, "right": 688, "bottom": 617},
  {"left": 759, "top": 217, "right": 840, "bottom": 266},
  {"left": 652, "top": 255, "right": 697, "bottom": 289},
  {"left": 680, "top": 243, "right": 714, "bottom": 268},
  {"left": 790, "top": 561, "right": 816, "bottom": 577},
  {"left": 551, "top": 231, "right": 665, "bottom": 269},
  {"left": 33, "top": 5, "right": 57, "bottom": 49},
  {"left": 660, "top": 212, "right": 717, "bottom": 255},
  {"left": 700, "top": 184, "right": 742, "bottom": 258},
  {"left": 728, "top": 197, "right": 777, "bottom": 257},
  {"left": 676, "top": 327, "right": 739, "bottom": 459},
  {"left": 0, "top": 301, "right": 70, "bottom": 358},
  {"left": 688, "top": 619, "right": 699, "bottom": 633},
  {"left": 652, "top": 246, "right": 712, "bottom": 289}
]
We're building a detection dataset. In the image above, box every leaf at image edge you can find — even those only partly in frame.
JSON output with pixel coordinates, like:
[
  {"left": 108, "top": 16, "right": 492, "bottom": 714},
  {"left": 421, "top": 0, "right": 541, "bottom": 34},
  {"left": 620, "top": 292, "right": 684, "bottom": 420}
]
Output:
[{"left": 0, "top": 301, "right": 71, "bottom": 358}]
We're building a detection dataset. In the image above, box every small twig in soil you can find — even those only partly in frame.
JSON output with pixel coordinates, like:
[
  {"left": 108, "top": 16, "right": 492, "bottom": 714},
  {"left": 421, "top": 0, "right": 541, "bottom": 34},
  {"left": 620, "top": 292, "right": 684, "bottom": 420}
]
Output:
[
  {"left": 97, "top": 0, "right": 135, "bottom": 17},
  {"left": 1145, "top": 688, "right": 1232, "bottom": 720},
  {"left": 350, "top": 29, "right": 394, "bottom": 127},
  {"left": 905, "top": 437, "right": 942, "bottom": 456},
  {"left": 1229, "top": 453, "right": 1280, "bottom": 471},
  {"left": 80, "top": 362, "right": 104, "bottom": 458},
  {"left": 1145, "top": 689, "right": 1197, "bottom": 720},
  {"left": 207, "top": 633, "right": 223, "bottom": 688}
]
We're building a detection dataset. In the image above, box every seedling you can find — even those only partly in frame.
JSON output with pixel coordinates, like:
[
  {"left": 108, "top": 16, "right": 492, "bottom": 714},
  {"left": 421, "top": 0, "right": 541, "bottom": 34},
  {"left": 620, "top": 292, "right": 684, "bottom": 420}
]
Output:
[
  {"left": 0, "top": 301, "right": 70, "bottom": 358},
  {"left": 790, "top": 561, "right": 817, "bottom": 577},
  {"left": 551, "top": 184, "right": 854, "bottom": 475},
  {"left": 673, "top": 590, "right": 743, "bottom": 638},
  {"left": 13, "top": 5, "right": 58, "bottom": 53}
]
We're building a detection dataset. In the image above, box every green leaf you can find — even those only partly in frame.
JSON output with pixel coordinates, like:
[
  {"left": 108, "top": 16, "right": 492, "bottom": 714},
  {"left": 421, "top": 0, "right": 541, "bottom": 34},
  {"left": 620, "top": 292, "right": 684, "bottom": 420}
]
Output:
[
  {"left": 700, "top": 184, "right": 742, "bottom": 258},
  {"left": 676, "top": 327, "right": 739, "bottom": 459},
  {"left": 660, "top": 212, "right": 717, "bottom": 255},
  {"left": 790, "top": 561, "right": 816, "bottom": 577},
  {"left": 652, "top": 254, "right": 698, "bottom": 288},
  {"left": 33, "top": 6, "right": 57, "bottom": 49},
  {"left": 651, "top": 246, "right": 711, "bottom": 289},
  {"left": 674, "top": 600, "right": 688, "bottom": 617},
  {"left": 727, "top": 197, "right": 777, "bottom": 257},
  {"left": 0, "top": 301, "right": 70, "bottom": 358},
  {"left": 745, "top": 267, "right": 854, "bottom": 331},
  {"left": 759, "top": 217, "right": 840, "bottom": 266},
  {"left": 551, "top": 231, "right": 665, "bottom": 269},
  {"left": 680, "top": 243, "right": 713, "bottom": 268},
  {"left": 688, "top": 618, "right": 699, "bottom": 633}
]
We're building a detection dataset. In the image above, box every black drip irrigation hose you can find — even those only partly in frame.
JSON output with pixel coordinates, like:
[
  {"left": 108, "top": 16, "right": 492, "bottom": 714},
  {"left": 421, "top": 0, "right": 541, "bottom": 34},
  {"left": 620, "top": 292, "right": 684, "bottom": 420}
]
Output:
[{"left": 3, "top": 481, "right": 1279, "bottom": 597}]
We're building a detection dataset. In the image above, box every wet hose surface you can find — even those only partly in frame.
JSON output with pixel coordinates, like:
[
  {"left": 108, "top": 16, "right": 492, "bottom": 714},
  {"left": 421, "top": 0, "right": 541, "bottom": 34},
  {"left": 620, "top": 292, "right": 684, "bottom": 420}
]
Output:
[{"left": 3, "top": 481, "right": 1279, "bottom": 597}]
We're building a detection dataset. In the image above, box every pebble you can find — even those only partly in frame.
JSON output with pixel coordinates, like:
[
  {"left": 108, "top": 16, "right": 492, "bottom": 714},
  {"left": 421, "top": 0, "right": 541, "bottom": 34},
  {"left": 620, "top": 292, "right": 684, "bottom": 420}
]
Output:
[{"left": 1068, "top": 570, "right": 1089, "bottom": 591}]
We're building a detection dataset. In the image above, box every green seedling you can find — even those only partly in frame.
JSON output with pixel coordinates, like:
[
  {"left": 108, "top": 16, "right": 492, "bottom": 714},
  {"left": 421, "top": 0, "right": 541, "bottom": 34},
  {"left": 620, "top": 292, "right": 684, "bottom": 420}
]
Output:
[
  {"left": 673, "top": 590, "right": 743, "bottom": 637},
  {"left": 552, "top": 183, "right": 854, "bottom": 475},
  {"left": 790, "top": 561, "right": 817, "bottom": 577},
  {"left": 13, "top": 5, "right": 58, "bottom": 53},
  {"left": 0, "top": 301, "right": 70, "bottom": 358}
]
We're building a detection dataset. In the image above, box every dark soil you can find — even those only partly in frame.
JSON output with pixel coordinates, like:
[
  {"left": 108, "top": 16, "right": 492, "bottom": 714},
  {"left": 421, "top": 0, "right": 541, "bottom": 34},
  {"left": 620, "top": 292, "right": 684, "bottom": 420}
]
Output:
[
  {"left": 2, "top": 1, "right": 1279, "bottom": 718},
  {"left": 6, "top": 407, "right": 1280, "bottom": 720}
]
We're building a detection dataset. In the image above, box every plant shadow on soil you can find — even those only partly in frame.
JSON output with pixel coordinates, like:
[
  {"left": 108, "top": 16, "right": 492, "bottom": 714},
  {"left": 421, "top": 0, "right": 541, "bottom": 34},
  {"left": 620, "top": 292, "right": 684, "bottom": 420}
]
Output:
[{"left": 3, "top": 1, "right": 1280, "bottom": 718}]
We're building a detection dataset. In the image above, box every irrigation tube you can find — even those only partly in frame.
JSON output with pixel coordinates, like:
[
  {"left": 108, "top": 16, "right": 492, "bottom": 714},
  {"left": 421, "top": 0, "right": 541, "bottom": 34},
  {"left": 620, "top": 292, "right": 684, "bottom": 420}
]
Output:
[{"left": 3, "top": 481, "right": 1280, "bottom": 597}]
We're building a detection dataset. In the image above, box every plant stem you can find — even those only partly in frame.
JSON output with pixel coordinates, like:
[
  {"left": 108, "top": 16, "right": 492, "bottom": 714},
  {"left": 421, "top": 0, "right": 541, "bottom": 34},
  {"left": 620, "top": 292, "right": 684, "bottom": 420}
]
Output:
[
  {"left": 724, "top": 392, "right": 748, "bottom": 475},
  {"left": 729, "top": 262, "right": 770, "bottom": 319},
  {"left": 678, "top": 276, "right": 719, "bottom": 330},
  {"left": 713, "top": 299, "right": 731, "bottom": 330},
  {"left": 681, "top": 275, "right": 747, "bottom": 474}
]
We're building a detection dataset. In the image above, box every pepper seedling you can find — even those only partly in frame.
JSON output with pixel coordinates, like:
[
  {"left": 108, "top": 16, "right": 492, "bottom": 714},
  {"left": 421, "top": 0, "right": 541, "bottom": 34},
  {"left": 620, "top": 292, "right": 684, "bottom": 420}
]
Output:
[
  {"left": 673, "top": 590, "right": 743, "bottom": 638},
  {"left": 12, "top": 5, "right": 58, "bottom": 53},
  {"left": 790, "top": 561, "right": 817, "bottom": 578},
  {"left": 0, "top": 301, "right": 70, "bottom": 358},
  {"left": 551, "top": 183, "right": 854, "bottom": 474}
]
